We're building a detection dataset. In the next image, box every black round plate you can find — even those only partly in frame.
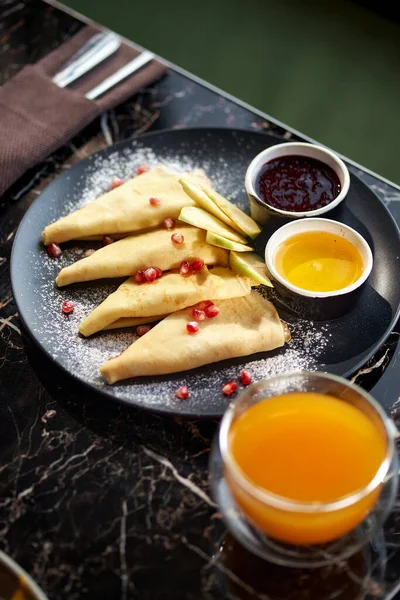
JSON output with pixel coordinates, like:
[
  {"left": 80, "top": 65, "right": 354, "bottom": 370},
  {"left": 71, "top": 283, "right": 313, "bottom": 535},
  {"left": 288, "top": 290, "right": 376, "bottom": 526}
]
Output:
[{"left": 10, "top": 128, "right": 400, "bottom": 418}]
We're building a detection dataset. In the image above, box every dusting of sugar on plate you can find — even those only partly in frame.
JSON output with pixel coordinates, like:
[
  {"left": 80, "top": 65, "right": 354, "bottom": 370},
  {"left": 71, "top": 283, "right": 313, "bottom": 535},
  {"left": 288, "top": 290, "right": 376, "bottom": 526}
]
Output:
[
  {"left": 30, "top": 243, "right": 332, "bottom": 414},
  {"left": 22, "top": 137, "right": 334, "bottom": 416},
  {"left": 60, "top": 140, "right": 242, "bottom": 219}
]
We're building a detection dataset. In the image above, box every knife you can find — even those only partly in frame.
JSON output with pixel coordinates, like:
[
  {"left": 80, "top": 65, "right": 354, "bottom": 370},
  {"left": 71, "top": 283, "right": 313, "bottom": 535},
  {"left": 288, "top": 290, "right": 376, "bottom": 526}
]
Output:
[
  {"left": 52, "top": 31, "right": 121, "bottom": 88},
  {"left": 85, "top": 50, "right": 155, "bottom": 100}
]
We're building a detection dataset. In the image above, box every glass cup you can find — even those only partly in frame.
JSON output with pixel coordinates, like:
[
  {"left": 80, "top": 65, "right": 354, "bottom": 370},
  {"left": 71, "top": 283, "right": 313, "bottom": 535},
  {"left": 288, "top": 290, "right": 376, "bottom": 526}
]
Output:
[{"left": 211, "top": 371, "right": 399, "bottom": 568}]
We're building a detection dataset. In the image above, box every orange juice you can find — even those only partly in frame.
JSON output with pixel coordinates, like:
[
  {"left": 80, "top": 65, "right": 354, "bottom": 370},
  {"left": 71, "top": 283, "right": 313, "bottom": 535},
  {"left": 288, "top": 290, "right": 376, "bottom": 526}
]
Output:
[{"left": 227, "top": 392, "right": 386, "bottom": 545}]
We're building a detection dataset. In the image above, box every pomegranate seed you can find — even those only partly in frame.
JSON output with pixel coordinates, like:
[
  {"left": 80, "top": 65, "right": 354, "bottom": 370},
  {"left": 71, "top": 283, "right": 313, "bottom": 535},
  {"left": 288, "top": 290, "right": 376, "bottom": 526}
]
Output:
[
  {"left": 192, "top": 308, "right": 206, "bottom": 321},
  {"left": 110, "top": 177, "right": 124, "bottom": 190},
  {"left": 192, "top": 258, "right": 204, "bottom": 272},
  {"left": 171, "top": 232, "right": 184, "bottom": 244},
  {"left": 144, "top": 267, "right": 158, "bottom": 282},
  {"left": 198, "top": 300, "right": 214, "bottom": 311},
  {"left": 180, "top": 261, "right": 192, "bottom": 276},
  {"left": 103, "top": 235, "right": 114, "bottom": 245},
  {"left": 84, "top": 249, "right": 95, "bottom": 258},
  {"left": 186, "top": 321, "right": 199, "bottom": 334},
  {"left": 205, "top": 304, "right": 220, "bottom": 318},
  {"left": 137, "top": 325, "right": 152, "bottom": 336},
  {"left": 149, "top": 196, "right": 162, "bottom": 206},
  {"left": 136, "top": 164, "right": 149, "bottom": 175},
  {"left": 47, "top": 243, "right": 62, "bottom": 259},
  {"left": 61, "top": 301, "right": 74, "bottom": 315},
  {"left": 154, "top": 267, "right": 163, "bottom": 279},
  {"left": 222, "top": 381, "right": 238, "bottom": 396},
  {"left": 163, "top": 217, "right": 175, "bottom": 230},
  {"left": 135, "top": 270, "right": 146, "bottom": 284},
  {"left": 175, "top": 385, "right": 189, "bottom": 400},
  {"left": 240, "top": 370, "right": 252, "bottom": 386}
]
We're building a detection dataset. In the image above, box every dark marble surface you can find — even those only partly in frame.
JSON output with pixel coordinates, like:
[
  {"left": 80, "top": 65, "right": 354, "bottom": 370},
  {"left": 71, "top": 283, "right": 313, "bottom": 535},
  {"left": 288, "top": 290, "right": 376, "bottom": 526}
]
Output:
[{"left": 0, "top": 1, "right": 400, "bottom": 598}]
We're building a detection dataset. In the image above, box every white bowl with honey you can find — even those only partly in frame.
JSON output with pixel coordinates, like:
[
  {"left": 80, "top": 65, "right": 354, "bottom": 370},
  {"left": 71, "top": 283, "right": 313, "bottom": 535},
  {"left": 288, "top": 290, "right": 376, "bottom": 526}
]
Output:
[{"left": 265, "top": 218, "right": 373, "bottom": 320}]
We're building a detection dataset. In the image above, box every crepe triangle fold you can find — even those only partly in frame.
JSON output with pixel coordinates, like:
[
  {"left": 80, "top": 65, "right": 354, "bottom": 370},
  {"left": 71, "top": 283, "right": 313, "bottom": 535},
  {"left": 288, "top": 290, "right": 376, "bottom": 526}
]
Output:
[
  {"left": 42, "top": 167, "right": 205, "bottom": 245},
  {"left": 103, "top": 315, "right": 168, "bottom": 331},
  {"left": 79, "top": 266, "right": 252, "bottom": 337},
  {"left": 100, "top": 291, "right": 289, "bottom": 384},
  {"left": 56, "top": 226, "right": 228, "bottom": 287}
]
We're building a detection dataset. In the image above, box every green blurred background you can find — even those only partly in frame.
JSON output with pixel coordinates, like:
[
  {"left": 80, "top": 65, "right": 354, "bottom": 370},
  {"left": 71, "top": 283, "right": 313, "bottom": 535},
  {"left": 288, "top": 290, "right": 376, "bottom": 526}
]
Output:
[{"left": 63, "top": 0, "right": 400, "bottom": 185}]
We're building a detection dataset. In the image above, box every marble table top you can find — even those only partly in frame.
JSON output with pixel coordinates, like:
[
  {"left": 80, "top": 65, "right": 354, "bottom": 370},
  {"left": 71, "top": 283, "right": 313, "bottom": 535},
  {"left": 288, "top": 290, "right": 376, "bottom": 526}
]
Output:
[{"left": 0, "top": 1, "right": 399, "bottom": 598}]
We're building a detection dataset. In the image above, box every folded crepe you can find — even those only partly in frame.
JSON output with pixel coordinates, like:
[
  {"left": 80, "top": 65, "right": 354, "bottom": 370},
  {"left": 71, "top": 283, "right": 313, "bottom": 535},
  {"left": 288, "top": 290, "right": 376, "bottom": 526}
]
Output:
[
  {"left": 103, "top": 315, "right": 168, "bottom": 331},
  {"left": 42, "top": 167, "right": 207, "bottom": 245},
  {"left": 79, "top": 266, "right": 252, "bottom": 337},
  {"left": 56, "top": 226, "right": 228, "bottom": 287},
  {"left": 100, "top": 291, "right": 290, "bottom": 384}
]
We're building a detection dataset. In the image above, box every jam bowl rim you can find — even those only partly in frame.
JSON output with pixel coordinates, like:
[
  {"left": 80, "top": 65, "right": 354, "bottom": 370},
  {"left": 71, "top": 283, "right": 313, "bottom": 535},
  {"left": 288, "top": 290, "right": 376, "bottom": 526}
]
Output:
[{"left": 244, "top": 141, "right": 351, "bottom": 218}]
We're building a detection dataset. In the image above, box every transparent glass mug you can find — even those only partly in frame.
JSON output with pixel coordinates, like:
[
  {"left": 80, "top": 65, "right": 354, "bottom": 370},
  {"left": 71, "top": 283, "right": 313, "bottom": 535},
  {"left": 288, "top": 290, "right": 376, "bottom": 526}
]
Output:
[{"left": 216, "top": 372, "right": 399, "bottom": 562}]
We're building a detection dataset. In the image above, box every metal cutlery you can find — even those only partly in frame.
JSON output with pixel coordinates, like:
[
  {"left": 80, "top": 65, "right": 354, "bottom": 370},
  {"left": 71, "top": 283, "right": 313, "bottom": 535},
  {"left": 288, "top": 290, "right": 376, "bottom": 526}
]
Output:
[
  {"left": 51, "top": 28, "right": 155, "bottom": 101},
  {"left": 85, "top": 50, "right": 155, "bottom": 100},
  {"left": 52, "top": 31, "right": 121, "bottom": 88}
]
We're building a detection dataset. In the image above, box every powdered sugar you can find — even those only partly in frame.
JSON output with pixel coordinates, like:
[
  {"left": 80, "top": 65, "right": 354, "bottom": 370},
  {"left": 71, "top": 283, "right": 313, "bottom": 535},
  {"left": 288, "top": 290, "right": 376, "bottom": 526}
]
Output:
[
  {"left": 28, "top": 243, "right": 332, "bottom": 415},
  {"left": 18, "top": 133, "right": 334, "bottom": 415},
  {"left": 61, "top": 136, "right": 241, "bottom": 219}
]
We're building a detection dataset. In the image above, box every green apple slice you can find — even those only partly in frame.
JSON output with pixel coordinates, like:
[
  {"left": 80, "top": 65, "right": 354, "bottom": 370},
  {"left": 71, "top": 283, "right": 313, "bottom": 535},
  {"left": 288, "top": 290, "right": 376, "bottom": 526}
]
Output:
[
  {"left": 201, "top": 186, "right": 262, "bottom": 239},
  {"left": 179, "top": 177, "right": 244, "bottom": 234},
  {"left": 229, "top": 251, "right": 273, "bottom": 287},
  {"left": 206, "top": 231, "right": 253, "bottom": 252},
  {"left": 178, "top": 206, "right": 248, "bottom": 244}
]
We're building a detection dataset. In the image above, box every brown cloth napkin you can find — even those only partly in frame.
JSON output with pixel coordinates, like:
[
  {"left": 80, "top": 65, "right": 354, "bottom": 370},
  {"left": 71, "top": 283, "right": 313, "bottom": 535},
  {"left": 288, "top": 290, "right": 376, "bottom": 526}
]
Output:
[{"left": 0, "top": 25, "right": 168, "bottom": 197}]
